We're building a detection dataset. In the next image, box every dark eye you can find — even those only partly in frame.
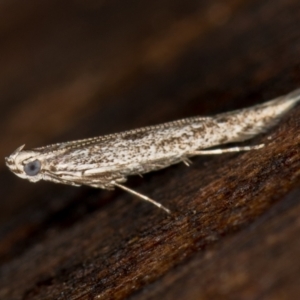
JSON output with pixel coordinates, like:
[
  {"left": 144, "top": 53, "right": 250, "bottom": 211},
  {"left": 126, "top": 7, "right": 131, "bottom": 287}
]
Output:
[{"left": 24, "top": 160, "right": 41, "bottom": 176}]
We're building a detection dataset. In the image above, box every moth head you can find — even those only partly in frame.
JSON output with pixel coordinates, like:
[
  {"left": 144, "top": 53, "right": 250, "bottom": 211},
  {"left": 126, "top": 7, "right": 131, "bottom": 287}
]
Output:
[{"left": 5, "top": 145, "right": 43, "bottom": 182}]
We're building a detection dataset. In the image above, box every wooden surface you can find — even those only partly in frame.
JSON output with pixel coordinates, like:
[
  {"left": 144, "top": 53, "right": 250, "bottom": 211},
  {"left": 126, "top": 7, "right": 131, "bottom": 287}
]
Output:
[{"left": 1, "top": 0, "right": 300, "bottom": 299}]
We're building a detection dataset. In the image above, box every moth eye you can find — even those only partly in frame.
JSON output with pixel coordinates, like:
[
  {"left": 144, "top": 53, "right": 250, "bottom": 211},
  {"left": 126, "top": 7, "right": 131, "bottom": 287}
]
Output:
[{"left": 24, "top": 160, "right": 41, "bottom": 176}]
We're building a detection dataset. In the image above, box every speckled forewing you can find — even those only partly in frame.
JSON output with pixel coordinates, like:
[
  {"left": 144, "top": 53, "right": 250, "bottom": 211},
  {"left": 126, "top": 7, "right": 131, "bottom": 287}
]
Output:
[{"left": 5, "top": 88, "right": 300, "bottom": 190}]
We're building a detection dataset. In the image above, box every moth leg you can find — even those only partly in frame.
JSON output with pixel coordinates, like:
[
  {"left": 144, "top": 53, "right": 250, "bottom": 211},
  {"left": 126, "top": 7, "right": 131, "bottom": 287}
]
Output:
[
  {"left": 114, "top": 182, "right": 171, "bottom": 214},
  {"left": 181, "top": 157, "right": 193, "bottom": 166},
  {"left": 189, "top": 143, "right": 264, "bottom": 155}
]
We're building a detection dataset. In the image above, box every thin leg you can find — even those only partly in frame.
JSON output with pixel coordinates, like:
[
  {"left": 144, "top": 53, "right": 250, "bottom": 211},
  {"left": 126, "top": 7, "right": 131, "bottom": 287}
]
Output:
[
  {"left": 189, "top": 144, "right": 264, "bottom": 155},
  {"left": 114, "top": 182, "right": 171, "bottom": 214},
  {"left": 182, "top": 157, "right": 193, "bottom": 166}
]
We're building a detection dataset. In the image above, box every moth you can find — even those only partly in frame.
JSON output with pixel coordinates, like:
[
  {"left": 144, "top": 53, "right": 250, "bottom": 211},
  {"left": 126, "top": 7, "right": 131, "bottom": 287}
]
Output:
[{"left": 5, "top": 89, "right": 300, "bottom": 213}]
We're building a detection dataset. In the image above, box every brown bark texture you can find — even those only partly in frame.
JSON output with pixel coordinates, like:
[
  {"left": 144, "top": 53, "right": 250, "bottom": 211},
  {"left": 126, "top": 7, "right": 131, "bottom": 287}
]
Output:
[{"left": 1, "top": 0, "right": 300, "bottom": 299}]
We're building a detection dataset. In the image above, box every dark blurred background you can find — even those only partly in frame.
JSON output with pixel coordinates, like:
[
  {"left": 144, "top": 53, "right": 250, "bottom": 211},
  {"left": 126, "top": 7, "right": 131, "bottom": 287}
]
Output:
[{"left": 1, "top": 1, "right": 300, "bottom": 299}]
